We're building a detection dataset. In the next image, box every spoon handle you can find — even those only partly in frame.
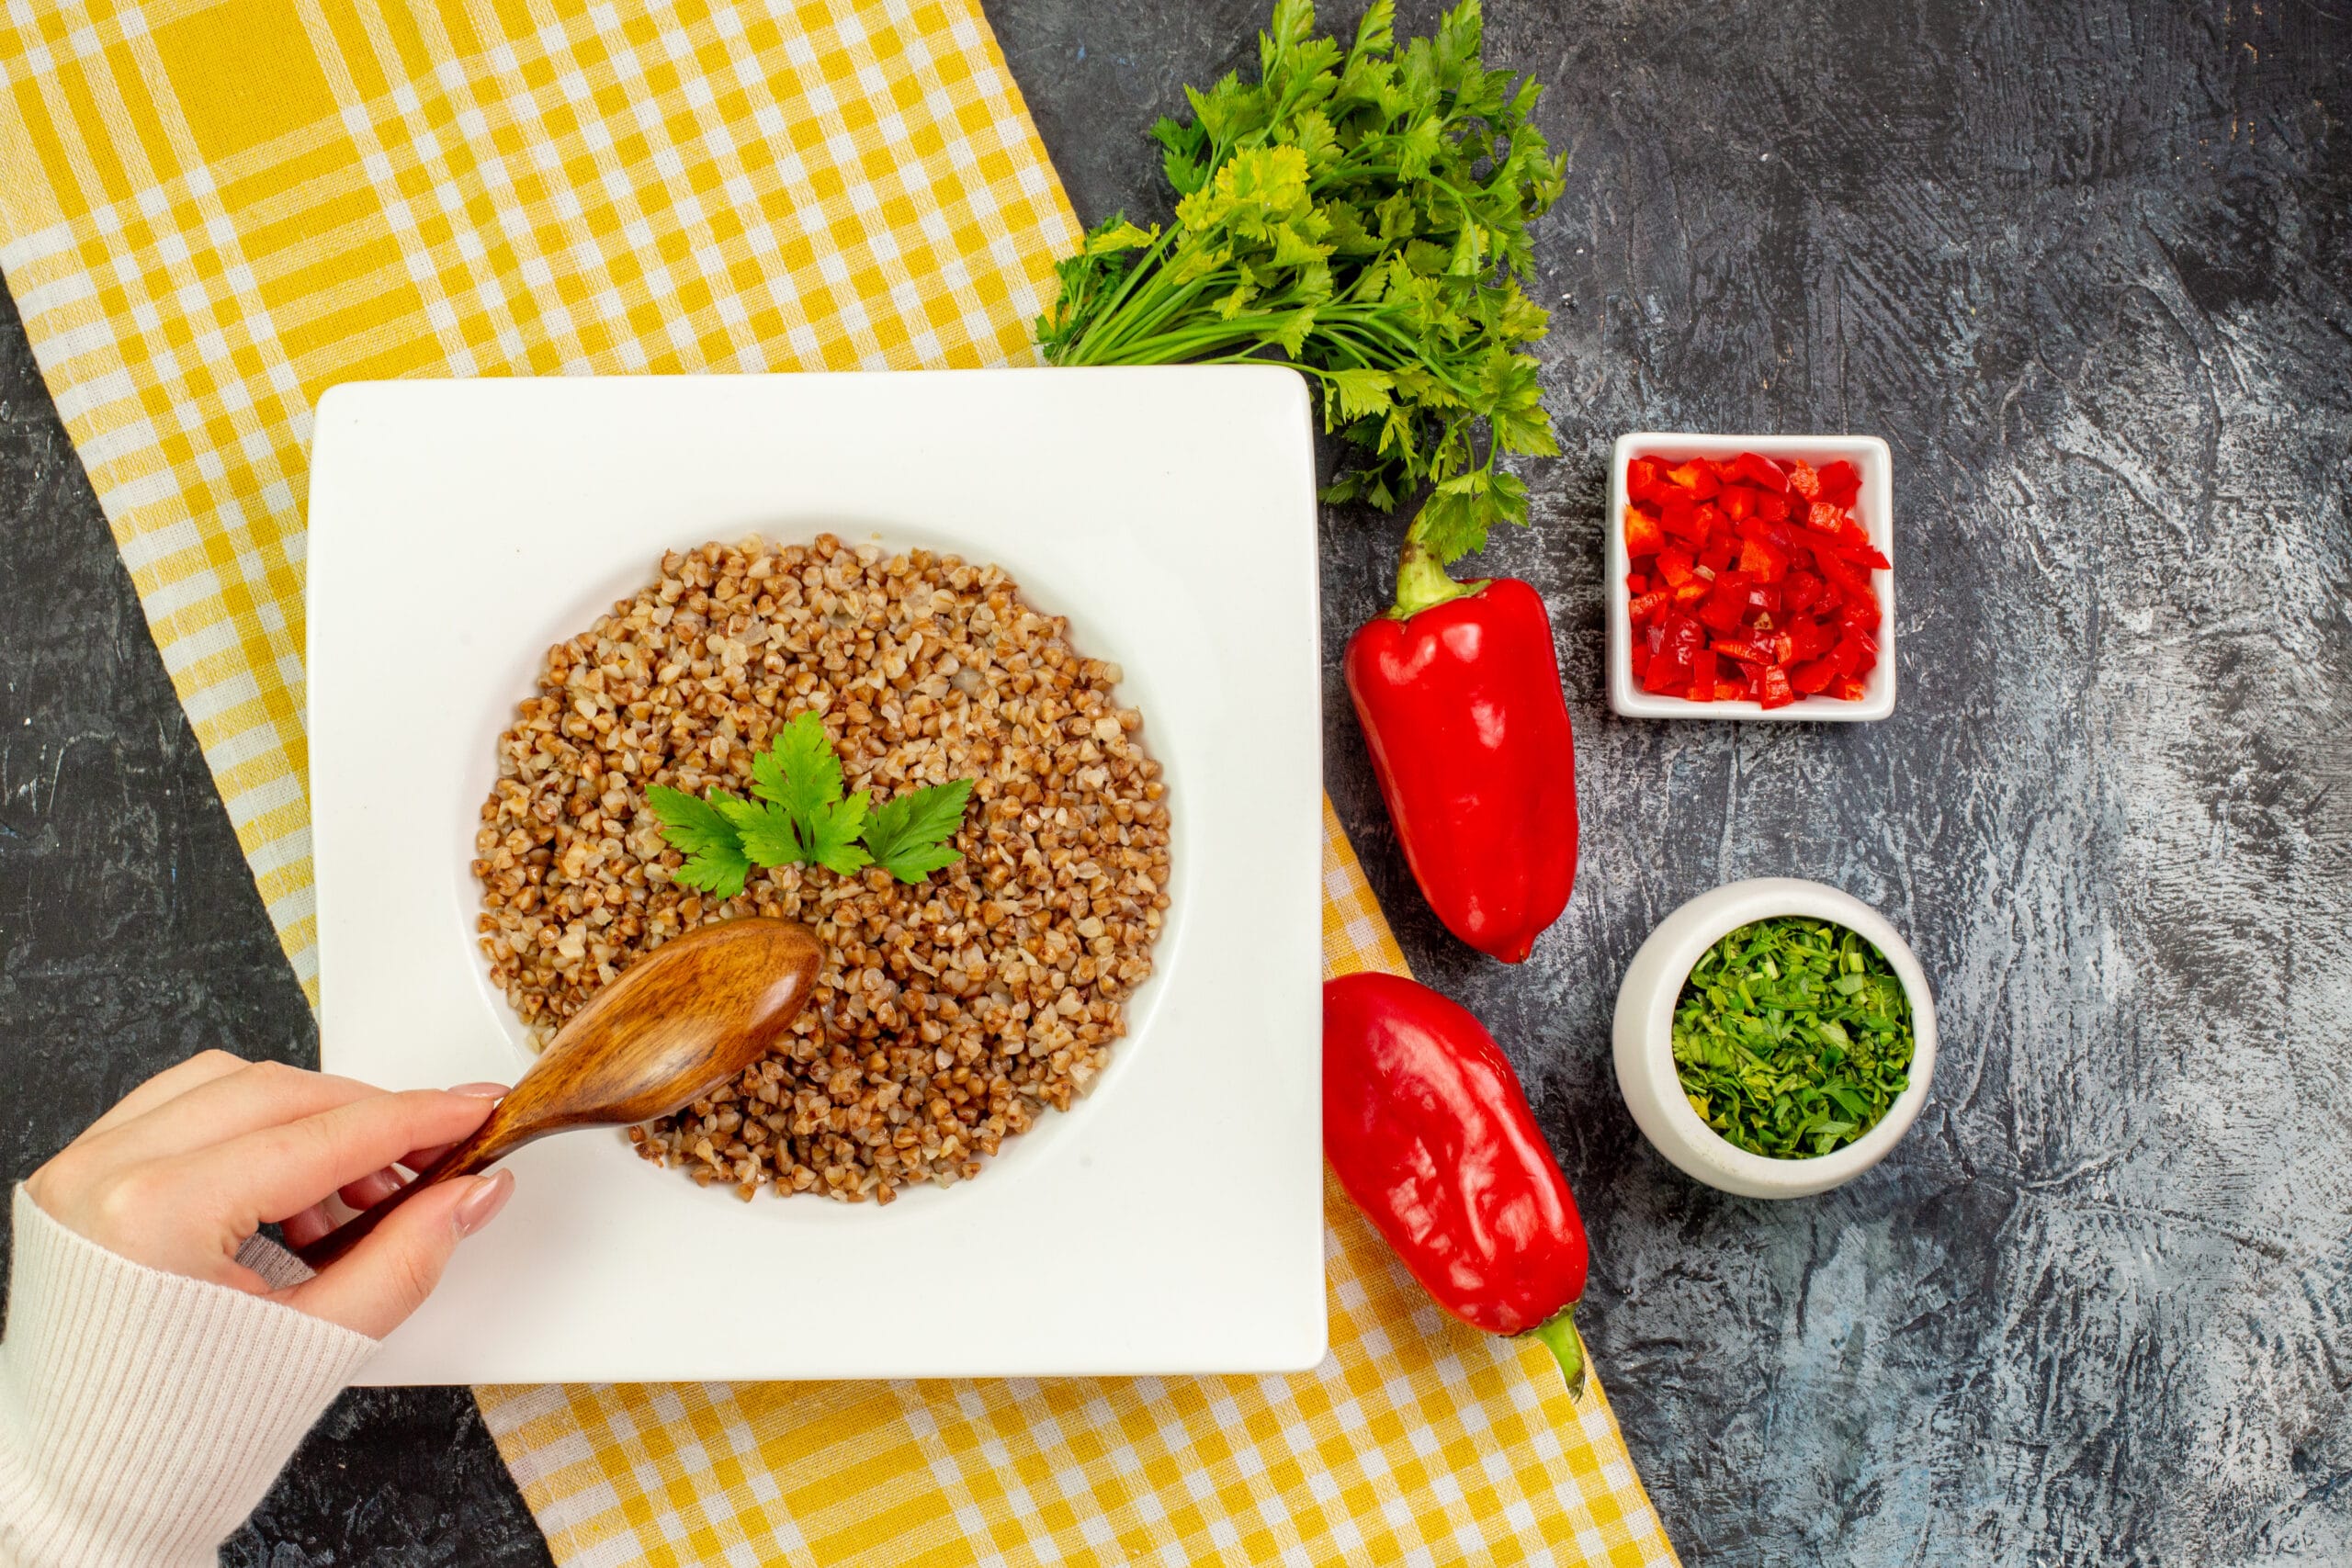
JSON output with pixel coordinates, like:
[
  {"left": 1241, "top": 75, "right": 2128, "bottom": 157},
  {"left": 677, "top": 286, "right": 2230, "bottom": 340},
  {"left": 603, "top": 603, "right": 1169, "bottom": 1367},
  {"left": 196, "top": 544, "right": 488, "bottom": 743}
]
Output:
[{"left": 292, "top": 1109, "right": 526, "bottom": 1270}]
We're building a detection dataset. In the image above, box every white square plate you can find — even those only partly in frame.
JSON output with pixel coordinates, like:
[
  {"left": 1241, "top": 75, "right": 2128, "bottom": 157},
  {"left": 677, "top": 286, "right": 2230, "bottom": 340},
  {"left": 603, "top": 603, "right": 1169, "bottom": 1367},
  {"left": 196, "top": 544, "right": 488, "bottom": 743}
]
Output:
[
  {"left": 1606, "top": 432, "right": 1896, "bottom": 721},
  {"left": 306, "top": 367, "right": 1327, "bottom": 1384}
]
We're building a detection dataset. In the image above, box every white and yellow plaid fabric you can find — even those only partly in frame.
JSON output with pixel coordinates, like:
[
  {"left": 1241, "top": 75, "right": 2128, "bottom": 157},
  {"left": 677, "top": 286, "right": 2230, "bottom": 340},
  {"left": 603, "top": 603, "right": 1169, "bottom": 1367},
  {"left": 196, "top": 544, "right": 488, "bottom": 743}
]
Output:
[{"left": 0, "top": 1, "right": 1679, "bottom": 1561}]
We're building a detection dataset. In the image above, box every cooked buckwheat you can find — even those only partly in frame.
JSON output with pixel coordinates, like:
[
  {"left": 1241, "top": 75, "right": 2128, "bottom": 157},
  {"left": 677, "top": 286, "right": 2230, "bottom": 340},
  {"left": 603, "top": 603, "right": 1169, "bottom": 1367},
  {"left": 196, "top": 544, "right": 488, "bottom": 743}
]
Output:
[{"left": 473, "top": 535, "right": 1170, "bottom": 1204}]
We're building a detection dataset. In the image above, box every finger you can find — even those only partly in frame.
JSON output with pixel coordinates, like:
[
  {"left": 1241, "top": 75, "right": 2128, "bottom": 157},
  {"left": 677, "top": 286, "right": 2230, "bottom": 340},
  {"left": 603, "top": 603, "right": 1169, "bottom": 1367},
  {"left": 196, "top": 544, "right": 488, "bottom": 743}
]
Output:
[
  {"left": 84, "top": 1060, "right": 390, "bottom": 1167},
  {"left": 280, "top": 1170, "right": 514, "bottom": 1337},
  {"left": 280, "top": 1201, "right": 339, "bottom": 1249},
  {"left": 78, "top": 1050, "right": 250, "bottom": 1140},
  {"left": 216, "top": 1259, "right": 274, "bottom": 1297},
  {"left": 281, "top": 1192, "right": 371, "bottom": 1249},
  {"left": 187, "top": 1089, "right": 500, "bottom": 1228},
  {"left": 339, "top": 1168, "right": 406, "bottom": 1211},
  {"left": 396, "top": 1086, "right": 505, "bottom": 1176}
]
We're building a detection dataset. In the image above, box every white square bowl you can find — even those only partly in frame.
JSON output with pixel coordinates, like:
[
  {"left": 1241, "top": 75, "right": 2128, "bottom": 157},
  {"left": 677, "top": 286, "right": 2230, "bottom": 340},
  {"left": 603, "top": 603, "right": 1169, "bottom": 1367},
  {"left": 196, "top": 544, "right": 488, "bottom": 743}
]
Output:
[
  {"left": 305, "top": 367, "right": 1328, "bottom": 1384},
  {"left": 1605, "top": 432, "right": 1896, "bottom": 721}
]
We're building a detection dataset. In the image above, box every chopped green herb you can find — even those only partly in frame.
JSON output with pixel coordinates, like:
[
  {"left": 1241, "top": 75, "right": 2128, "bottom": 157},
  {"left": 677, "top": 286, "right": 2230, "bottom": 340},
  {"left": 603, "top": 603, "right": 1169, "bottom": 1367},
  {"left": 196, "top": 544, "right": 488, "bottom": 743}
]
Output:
[
  {"left": 1671, "top": 917, "right": 1916, "bottom": 1159},
  {"left": 647, "top": 713, "right": 973, "bottom": 896}
]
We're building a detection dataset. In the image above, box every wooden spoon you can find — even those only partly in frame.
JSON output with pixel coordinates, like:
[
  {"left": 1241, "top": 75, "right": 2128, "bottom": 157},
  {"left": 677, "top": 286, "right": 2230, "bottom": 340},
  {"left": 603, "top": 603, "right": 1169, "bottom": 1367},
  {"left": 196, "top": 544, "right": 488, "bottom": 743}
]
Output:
[{"left": 297, "top": 917, "right": 822, "bottom": 1269}]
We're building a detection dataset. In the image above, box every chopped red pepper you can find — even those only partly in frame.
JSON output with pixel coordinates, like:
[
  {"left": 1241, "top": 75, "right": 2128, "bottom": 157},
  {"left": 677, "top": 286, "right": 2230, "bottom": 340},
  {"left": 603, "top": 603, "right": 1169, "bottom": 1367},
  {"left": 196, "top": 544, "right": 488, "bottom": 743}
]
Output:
[
  {"left": 1816, "top": 459, "right": 1860, "bottom": 508},
  {"left": 1711, "top": 636, "right": 1769, "bottom": 664},
  {"left": 1737, "top": 535, "right": 1788, "bottom": 583},
  {"left": 1657, "top": 496, "right": 1701, "bottom": 542},
  {"left": 1623, "top": 449, "right": 1887, "bottom": 708},
  {"left": 1698, "top": 588, "right": 1747, "bottom": 636},
  {"left": 1665, "top": 459, "right": 1719, "bottom": 499},
  {"left": 1729, "top": 451, "right": 1787, "bottom": 492}
]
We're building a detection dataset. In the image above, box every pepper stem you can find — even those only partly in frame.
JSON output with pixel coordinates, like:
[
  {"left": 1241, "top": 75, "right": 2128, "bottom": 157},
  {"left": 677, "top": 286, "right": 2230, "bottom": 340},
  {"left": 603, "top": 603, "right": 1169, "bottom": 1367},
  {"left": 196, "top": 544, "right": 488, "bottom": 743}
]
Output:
[
  {"left": 1390, "top": 539, "right": 1485, "bottom": 619},
  {"left": 1522, "top": 1306, "right": 1586, "bottom": 1398}
]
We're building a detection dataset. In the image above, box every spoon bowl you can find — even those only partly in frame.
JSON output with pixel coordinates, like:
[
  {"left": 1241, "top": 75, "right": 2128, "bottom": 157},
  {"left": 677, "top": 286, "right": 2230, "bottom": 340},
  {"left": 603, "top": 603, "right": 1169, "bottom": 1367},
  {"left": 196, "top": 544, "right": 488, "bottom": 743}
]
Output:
[{"left": 298, "top": 916, "right": 822, "bottom": 1268}]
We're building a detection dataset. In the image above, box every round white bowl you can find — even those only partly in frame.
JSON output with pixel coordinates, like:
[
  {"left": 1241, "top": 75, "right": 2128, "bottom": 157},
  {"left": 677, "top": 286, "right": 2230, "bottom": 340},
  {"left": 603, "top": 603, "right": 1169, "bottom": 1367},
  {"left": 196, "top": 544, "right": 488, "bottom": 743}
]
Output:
[{"left": 1612, "top": 878, "right": 1937, "bottom": 1198}]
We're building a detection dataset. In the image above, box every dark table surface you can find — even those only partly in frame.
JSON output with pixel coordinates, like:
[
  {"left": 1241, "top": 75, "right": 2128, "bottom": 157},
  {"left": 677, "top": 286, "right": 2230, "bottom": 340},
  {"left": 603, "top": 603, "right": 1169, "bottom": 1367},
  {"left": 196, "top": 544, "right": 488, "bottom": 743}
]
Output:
[{"left": 4, "top": 1, "right": 2347, "bottom": 1563}]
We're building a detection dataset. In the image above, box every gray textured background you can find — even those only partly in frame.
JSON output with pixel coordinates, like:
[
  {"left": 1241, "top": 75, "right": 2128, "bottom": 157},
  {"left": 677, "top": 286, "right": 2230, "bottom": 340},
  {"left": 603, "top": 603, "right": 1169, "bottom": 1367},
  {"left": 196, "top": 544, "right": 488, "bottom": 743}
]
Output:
[{"left": 3, "top": 1, "right": 2347, "bottom": 1564}]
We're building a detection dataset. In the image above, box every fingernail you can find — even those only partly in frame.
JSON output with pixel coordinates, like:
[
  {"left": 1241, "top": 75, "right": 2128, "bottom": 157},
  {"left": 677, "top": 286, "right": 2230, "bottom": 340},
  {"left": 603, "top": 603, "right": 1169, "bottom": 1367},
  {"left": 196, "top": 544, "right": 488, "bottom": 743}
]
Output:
[
  {"left": 448, "top": 1082, "right": 510, "bottom": 1100},
  {"left": 454, "top": 1169, "right": 514, "bottom": 1237}
]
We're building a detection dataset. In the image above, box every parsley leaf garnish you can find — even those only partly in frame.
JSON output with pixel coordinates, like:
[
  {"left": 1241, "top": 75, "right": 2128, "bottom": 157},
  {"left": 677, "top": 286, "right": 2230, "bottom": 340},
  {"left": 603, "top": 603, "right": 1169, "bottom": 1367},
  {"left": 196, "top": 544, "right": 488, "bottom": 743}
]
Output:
[
  {"left": 715, "top": 794, "right": 802, "bottom": 872},
  {"left": 647, "top": 715, "right": 972, "bottom": 892},
  {"left": 1034, "top": 0, "right": 1565, "bottom": 570},
  {"left": 752, "top": 711, "right": 843, "bottom": 822},
  {"left": 1670, "top": 918, "right": 1917, "bottom": 1159},
  {"left": 860, "top": 778, "right": 976, "bottom": 883},
  {"left": 801, "top": 788, "right": 874, "bottom": 877},
  {"left": 646, "top": 785, "right": 753, "bottom": 899}
]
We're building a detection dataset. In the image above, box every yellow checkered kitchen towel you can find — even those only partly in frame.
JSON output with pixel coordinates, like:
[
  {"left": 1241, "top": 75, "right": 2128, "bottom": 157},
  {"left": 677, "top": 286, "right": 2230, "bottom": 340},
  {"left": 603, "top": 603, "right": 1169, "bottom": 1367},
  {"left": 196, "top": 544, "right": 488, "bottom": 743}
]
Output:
[{"left": 0, "top": 0, "right": 1679, "bottom": 1562}]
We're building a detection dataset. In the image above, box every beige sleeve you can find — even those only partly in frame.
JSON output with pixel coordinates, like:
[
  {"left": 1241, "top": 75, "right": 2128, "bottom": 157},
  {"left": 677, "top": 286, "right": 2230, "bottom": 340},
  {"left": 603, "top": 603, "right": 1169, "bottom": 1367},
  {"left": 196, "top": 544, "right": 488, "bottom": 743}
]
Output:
[{"left": 0, "top": 1186, "right": 379, "bottom": 1567}]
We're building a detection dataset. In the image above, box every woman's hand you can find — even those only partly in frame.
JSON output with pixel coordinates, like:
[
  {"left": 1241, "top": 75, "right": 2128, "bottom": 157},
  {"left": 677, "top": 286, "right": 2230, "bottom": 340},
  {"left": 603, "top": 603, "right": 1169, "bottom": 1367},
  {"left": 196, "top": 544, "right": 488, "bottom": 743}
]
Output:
[{"left": 23, "top": 1050, "right": 515, "bottom": 1339}]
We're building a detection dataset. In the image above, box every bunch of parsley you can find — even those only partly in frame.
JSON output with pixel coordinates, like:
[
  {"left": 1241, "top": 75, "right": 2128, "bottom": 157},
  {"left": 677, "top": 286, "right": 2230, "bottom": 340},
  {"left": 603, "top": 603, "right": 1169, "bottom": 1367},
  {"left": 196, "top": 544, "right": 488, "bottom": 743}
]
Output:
[
  {"left": 647, "top": 711, "right": 974, "bottom": 898},
  {"left": 1035, "top": 0, "right": 1565, "bottom": 571}
]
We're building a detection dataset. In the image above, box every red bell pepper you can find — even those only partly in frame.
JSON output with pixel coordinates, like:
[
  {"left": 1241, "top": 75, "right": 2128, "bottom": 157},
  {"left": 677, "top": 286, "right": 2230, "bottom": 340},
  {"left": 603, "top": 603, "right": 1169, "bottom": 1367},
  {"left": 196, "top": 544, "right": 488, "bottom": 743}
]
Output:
[
  {"left": 1346, "top": 551, "right": 1578, "bottom": 964},
  {"left": 1323, "top": 972, "right": 1589, "bottom": 1387}
]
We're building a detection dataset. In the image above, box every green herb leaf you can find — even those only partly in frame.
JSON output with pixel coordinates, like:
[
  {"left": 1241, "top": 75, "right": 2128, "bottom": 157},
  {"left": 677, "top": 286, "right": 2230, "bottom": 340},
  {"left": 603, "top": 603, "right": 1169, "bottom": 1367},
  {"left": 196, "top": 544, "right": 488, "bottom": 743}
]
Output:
[
  {"left": 753, "top": 710, "right": 844, "bottom": 819},
  {"left": 803, "top": 789, "right": 874, "bottom": 877},
  {"left": 1034, "top": 0, "right": 1564, "bottom": 567},
  {"left": 648, "top": 714, "right": 974, "bottom": 889},
  {"left": 717, "top": 794, "right": 803, "bottom": 870},
  {"left": 861, "top": 778, "right": 975, "bottom": 883},
  {"left": 646, "top": 784, "right": 752, "bottom": 899},
  {"left": 1668, "top": 917, "right": 1917, "bottom": 1160}
]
